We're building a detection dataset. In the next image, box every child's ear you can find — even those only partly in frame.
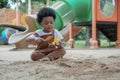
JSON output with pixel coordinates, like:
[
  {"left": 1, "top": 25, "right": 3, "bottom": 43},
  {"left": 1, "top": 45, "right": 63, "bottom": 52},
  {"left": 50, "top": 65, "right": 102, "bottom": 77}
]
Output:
[{"left": 35, "top": 20, "right": 43, "bottom": 29}]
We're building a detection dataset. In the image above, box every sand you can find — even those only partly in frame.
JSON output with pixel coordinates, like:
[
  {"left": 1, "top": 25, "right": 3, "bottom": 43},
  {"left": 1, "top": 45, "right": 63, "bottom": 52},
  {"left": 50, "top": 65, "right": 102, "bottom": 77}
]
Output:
[{"left": 0, "top": 45, "right": 120, "bottom": 80}]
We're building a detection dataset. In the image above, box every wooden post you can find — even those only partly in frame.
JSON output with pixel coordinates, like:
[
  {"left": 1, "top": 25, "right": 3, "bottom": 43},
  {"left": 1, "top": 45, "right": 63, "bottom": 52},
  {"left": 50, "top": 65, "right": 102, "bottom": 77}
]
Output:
[
  {"left": 116, "top": 0, "right": 120, "bottom": 47},
  {"left": 90, "top": 0, "right": 98, "bottom": 48},
  {"left": 69, "top": 23, "right": 74, "bottom": 48}
]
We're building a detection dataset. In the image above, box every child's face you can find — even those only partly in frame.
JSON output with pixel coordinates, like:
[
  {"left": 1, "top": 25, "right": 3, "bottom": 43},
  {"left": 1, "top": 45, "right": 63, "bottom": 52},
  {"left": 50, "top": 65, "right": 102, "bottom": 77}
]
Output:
[{"left": 40, "top": 16, "right": 54, "bottom": 32}]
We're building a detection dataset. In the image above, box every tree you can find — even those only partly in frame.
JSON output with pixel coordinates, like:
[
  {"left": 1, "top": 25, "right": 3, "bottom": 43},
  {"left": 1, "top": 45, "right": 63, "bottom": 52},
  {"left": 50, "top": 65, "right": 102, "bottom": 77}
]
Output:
[
  {"left": 0, "top": 0, "right": 23, "bottom": 8},
  {"left": 18, "top": 0, "right": 56, "bottom": 13},
  {"left": 0, "top": 0, "right": 56, "bottom": 9},
  {"left": 0, "top": 0, "right": 9, "bottom": 8}
]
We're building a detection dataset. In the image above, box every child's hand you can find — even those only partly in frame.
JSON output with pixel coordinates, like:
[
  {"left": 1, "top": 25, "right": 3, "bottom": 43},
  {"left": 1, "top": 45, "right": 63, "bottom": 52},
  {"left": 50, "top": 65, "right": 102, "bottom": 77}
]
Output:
[
  {"left": 55, "top": 41, "right": 65, "bottom": 48},
  {"left": 48, "top": 44, "right": 55, "bottom": 48},
  {"left": 59, "top": 41, "right": 66, "bottom": 47},
  {"left": 35, "top": 37, "right": 44, "bottom": 44}
]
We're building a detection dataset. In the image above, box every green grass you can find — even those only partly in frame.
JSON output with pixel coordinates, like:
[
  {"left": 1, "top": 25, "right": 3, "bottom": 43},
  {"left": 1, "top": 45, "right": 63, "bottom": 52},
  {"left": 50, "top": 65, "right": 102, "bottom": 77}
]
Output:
[
  {"left": 100, "top": 40, "right": 115, "bottom": 47},
  {"left": 65, "top": 40, "right": 85, "bottom": 48},
  {"left": 66, "top": 39, "right": 116, "bottom": 48}
]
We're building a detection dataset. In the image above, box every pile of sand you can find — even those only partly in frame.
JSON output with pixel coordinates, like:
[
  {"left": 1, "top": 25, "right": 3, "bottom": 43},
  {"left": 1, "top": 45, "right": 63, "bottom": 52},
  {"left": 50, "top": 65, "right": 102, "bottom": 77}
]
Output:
[{"left": 0, "top": 56, "right": 120, "bottom": 80}]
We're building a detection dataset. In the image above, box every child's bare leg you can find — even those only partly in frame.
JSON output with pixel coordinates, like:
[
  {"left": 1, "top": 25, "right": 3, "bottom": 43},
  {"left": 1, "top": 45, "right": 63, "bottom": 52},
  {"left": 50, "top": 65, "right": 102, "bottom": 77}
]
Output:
[
  {"left": 47, "top": 48, "right": 66, "bottom": 61},
  {"left": 31, "top": 51, "right": 45, "bottom": 61}
]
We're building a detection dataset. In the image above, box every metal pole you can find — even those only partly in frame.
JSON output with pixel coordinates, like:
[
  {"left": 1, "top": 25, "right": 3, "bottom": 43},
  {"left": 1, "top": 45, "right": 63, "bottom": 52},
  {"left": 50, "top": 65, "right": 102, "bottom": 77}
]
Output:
[
  {"left": 46, "top": 0, "right": 49, "bottom": 6},
  {"left": 16, "top": 0, "right": 18, "bottom": 25},
  {"left": 28, "top": 0, "right": 31, "bottom": 15}
]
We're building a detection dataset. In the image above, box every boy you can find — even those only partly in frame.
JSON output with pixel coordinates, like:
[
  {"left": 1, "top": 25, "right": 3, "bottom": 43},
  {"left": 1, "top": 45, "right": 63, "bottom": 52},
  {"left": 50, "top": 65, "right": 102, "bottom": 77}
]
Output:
[{"left": 26, "top": 7, "right": 66, "bottom": 61}]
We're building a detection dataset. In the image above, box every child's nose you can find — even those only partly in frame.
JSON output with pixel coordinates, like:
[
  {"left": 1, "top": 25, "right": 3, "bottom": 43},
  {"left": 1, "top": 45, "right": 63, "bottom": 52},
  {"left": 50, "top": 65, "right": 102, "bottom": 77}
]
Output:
[
  {"left": 48, "top": 24, "right": 53, "bottom": 27},
  {"left": 48, "top": 23, "right": 52, "bottom": 26}
]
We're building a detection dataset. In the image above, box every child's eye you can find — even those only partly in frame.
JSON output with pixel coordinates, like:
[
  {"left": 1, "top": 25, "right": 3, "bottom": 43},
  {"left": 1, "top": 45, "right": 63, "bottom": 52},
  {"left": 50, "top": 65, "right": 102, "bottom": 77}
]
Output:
[
  {"left": 44, "top": 22, "right": 53, "bottom": 25},
  {"left": 44, "top": 22, "right": 49, "bottom": 25},
  {"left": 50, "top": 22, "right": 53, "bottom": 24}
]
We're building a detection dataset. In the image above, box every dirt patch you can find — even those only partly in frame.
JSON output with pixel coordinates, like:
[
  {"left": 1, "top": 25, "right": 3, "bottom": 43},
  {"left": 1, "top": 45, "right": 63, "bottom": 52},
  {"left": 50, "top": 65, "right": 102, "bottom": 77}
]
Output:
[{"left": 0, "top": 56, "right": 120, "bottom": 80}]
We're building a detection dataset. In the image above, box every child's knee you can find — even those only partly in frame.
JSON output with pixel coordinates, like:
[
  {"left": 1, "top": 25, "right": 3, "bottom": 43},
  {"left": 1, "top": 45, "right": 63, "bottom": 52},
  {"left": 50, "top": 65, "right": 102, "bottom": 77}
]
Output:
[
  {"left": 31, "top": 52, "right": 40, "bottom": 61},
  {"left": 61, "top": 48, "right": 66, "bottom": 56}
]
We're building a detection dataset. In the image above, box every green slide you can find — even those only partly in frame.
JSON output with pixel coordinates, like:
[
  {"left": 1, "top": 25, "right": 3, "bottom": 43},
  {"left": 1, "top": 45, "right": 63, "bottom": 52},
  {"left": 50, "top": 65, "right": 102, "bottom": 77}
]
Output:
[{"left": 51, "top": 0, "right": 92, "bottom": 30}]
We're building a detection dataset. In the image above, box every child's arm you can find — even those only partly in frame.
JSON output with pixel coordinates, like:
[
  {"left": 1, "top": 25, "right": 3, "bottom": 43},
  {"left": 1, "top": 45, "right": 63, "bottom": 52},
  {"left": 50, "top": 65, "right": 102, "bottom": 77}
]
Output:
[
  {"left": 26, "top": 33, "right": 44, "bottom": 44},
  {"left": 60, "top": 39, "right": 66, "bottom": 47},
  {"left": 55, "top": 39, "right": 66, "bottom": 49}
]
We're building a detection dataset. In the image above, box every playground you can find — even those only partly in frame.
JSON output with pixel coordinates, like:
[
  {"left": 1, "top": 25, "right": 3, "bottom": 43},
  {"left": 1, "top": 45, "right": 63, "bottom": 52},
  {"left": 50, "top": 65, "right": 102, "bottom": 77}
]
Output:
[
  {"left": 0, "top": 0, "right": 120, "bottom": 80},
  {"left": 1, "top": 0, "right": 120, "bottom": 48}
]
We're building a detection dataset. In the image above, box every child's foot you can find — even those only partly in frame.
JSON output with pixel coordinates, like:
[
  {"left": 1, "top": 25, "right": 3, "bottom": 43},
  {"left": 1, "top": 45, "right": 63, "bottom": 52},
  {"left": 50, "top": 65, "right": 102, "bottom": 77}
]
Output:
[{"left": 40, "top": 56, "right": 50, "bottom": 61}]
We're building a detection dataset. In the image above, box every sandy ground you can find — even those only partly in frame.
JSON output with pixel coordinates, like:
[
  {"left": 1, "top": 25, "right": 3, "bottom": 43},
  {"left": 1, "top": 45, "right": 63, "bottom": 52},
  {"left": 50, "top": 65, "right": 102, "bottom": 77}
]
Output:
[{"left": 0, "top": 45, "right": 120, "bottom": 80}]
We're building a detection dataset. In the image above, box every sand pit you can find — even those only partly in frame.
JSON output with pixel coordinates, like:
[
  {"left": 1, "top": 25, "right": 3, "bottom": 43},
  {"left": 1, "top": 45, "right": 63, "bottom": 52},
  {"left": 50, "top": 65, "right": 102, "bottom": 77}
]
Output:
[{"left": 0, "top": 45, "right": 120, "bottom": 80}]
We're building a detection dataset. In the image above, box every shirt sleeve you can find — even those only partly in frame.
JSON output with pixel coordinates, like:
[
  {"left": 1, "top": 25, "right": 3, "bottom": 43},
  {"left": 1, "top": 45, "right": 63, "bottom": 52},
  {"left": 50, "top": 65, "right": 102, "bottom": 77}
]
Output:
[
  {"left": 54, "top": 29, "right": 64, "bottom": 40},
  {"left": 27, "top": 30, "right": 40, "bottom": 39}
]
